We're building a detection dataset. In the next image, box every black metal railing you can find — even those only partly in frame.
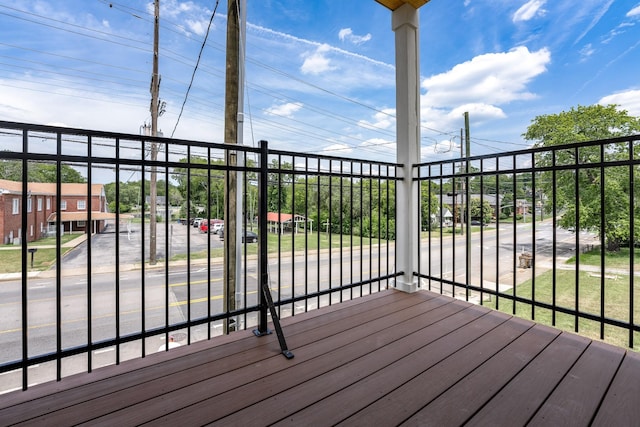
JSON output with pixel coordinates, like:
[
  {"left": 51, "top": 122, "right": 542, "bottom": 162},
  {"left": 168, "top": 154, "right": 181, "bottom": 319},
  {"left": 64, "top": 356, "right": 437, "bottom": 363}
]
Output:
[
  {"left": 0, "top": 121, "right": 398, "bottom": 392},
  {"left": 416, "top": 134, "right": 640, "bottom": 350}
]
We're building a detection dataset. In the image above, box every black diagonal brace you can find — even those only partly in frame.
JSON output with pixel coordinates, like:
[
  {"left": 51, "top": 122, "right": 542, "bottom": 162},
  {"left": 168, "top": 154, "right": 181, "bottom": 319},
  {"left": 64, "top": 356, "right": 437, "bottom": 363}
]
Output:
[
  {"left": 254, "top": 271, "right": 294, "bottom": 359},
  {"left": 253, "top": 140, "right": 293, "bottom": 359}
]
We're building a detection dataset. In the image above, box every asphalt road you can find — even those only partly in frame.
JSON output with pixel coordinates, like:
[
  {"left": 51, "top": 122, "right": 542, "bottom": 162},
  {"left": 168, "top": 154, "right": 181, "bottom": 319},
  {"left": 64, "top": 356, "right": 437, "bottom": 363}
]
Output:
[{"left": 0, "top": 220, "right": 594, "bottom": 393}]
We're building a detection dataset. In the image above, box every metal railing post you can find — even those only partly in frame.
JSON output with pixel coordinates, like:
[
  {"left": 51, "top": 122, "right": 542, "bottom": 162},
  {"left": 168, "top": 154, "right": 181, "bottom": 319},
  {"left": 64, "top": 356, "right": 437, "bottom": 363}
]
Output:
[
  {"left": 254, "top": 140, "right": 294, "bottom": 359},
  {"left": 256, "top": 140, "right": 269, "bottom": 333}
]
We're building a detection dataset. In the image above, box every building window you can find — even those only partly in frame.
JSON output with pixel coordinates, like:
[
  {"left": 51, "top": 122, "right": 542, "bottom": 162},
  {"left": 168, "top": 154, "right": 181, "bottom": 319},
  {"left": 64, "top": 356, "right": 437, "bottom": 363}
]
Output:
[
  {"left": 12, "top": 198, "right": 19, "bottom": 214},
  {"left": 27, "top": 197, "right": 32, "bottom": 213},
  {"left": 61, "top": 200, "right": 67, "bottom": 210},
  {"left": 46, "top": 198, "right": 51, "bottom": 210},
  {"left": 37, "top": 198, "right": 43, "bottom": 211},
  {"left": 77, "top": 220, "right": 86, "bottom": 227},
  {"left": 77, "top": 200, "right": 86, "bottom": 210}
]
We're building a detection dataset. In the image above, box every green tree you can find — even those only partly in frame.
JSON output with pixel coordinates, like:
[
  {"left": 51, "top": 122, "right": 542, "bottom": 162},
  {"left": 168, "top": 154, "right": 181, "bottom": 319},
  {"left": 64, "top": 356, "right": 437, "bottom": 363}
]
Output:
[
  {"left": 0, "top": 159, "right": 86, "bottom": 183},
  {"left": 420, "top": 180, "right": 440, "bottom": 231},
  {"left": 468, "top": 198, "right": 493, "bottom": 224},
  {"left": 172, "top": 157, "right": 225, "bottom": 219},
  {"left": 523, "top": 104, "right": 640, "bottom": 251}
]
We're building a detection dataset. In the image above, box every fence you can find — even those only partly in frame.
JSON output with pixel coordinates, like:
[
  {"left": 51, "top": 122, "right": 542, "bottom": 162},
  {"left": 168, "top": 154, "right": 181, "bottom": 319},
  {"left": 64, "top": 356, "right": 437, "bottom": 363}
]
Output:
[
  {"left": 0, "top": 120, "right": 398, "bottom": 392},
  {"left": 416, "top": 134, "right": 640, "bottom": 350}
]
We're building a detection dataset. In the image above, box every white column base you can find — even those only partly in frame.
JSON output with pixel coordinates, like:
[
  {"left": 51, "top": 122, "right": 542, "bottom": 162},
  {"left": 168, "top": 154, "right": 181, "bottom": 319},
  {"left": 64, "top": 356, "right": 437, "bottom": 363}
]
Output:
[{"left": 391, "top": 277, "right": 419, "bottom": 293}]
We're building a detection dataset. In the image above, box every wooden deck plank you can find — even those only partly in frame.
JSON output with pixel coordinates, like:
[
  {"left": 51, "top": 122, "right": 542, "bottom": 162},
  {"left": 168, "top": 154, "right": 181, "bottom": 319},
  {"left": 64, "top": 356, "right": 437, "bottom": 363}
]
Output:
[
  {"left": 1, "top": 290, "right": 638, "bottom": 426},
  {"left": 592, "top": 350, "right": 640, "bottom": 425},
  {"left": 58, "top": 292, "right": 445, "bottom": 425},
  {"left": 1, "top": 290, "right": 409, "bottom": 424},
  {"left": 6, "top": 290, "right": 415, "bottom": 425},
  {"left": 528, "top": 340, "right": 626, "bottom": 426},
  {"left": 465, "top": 332, "right": 592, "bottom": 426},
  {"left": 268, "top": 305, "right": 503, "bottom": 427},
  {"left": 136, "top": 296, "right": 474, "bottom": 426},
  {"left": 335, "top": 314, "right": 530, "bottom": 426},
  {"left": 402, "top": 323, "right": 562, "bottom": 426}
]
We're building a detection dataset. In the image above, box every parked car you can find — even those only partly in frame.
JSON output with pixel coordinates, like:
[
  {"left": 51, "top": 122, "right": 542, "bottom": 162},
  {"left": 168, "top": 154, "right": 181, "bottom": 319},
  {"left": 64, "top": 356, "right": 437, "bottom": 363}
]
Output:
[
  {"left": 212, "top": 222, "right": 224, "bottom": 234},
  {"left": 200, "top": 220, "right": 224, "bottom": 234},
  {"left": 192, "top": 217, "right": 203, "bottom": 228},
  {"left": 219, "top": 229, "right": 258, "bottom": 243}
]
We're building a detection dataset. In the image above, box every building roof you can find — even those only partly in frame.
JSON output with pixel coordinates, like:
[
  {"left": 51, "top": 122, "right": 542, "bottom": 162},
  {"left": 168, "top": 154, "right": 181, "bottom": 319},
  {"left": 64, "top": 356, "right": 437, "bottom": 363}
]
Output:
[
  {"left": 266, "top": 212, "right": 311, "bottom": 223},
  {"left": 0, "top": 179, "right": 104, "bottom": 197},
  {"left": 47, "top": 212, "right": 131, "bottom": 222}
]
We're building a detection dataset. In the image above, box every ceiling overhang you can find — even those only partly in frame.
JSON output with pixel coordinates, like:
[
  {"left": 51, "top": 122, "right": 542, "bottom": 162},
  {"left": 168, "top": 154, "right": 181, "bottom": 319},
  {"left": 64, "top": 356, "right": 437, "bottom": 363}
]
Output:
[{"left": 375, "top": 0, "right": 430, "bottom": 11}]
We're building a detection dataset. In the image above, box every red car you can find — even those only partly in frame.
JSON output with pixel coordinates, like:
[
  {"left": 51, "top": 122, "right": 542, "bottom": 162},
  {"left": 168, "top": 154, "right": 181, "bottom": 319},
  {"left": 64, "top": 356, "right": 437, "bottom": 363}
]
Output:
[{"left": 200, "top": 219, "right": 223, "bottom": 234}]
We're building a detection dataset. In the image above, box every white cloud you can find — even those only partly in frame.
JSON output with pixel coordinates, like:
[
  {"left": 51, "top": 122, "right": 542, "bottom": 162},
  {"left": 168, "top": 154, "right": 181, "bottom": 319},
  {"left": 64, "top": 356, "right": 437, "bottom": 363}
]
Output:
[
  {"left": 627, "top": 4, "right": 640, "bottom": 17},
  {"left": 158, "top": 0, "right": 197, "bottom": 18},
  {"left": 264, "top": 102, "right": 303, "bottom": 118},
  {"left": 419, "top": 47, "right": 549, "bottom": 132},
  {"left": 338, "top": 28, "right": 372, "bottom": 45},
  {"left": 513, "top": 0, "right": 547, "bottom": 23},
  {"left": 357, "top": 109, "right": 396, "bottom": 131},
  {"left": 579, "top": 43, "right": 595, "bottom": 60},
  {"left": 300, "top": 44, "right": 337, "bottom": 75},
  {"left": 422, "top": 46, "right": 550, "bottom": 108},
  {"left": 449, "top": 103, "right": 507, "bottom": 122},
  {"left": 186, "top": 19, "right": 208, "bottom": 37},
  {"left": 599, "top": 89, "right": 640, "bottom": 116},
  {"left": 574, "top": 0, "right": 615, "bottom": 45}
]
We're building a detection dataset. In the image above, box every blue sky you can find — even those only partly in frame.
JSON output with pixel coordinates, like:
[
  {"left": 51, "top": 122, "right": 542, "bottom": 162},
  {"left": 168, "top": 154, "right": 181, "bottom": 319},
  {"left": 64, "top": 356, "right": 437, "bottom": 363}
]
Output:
[{"left": 1, "top": 0, "right": 639, "bottom": 163}]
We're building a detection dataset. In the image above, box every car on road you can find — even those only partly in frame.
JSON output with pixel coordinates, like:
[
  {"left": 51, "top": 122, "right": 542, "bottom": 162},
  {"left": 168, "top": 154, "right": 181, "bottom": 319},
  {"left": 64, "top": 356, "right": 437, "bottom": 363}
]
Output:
[
  {"left": 192, "top": 217, "right": 203, "bottom": 228},
  {"left": 219, "top": 229, "right": 258, "bottom": 243}
]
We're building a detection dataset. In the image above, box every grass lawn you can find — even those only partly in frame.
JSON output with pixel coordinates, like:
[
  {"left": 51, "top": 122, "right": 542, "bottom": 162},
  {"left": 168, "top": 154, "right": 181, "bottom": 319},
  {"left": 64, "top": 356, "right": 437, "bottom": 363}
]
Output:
[
  {"left": 172, "top": 232, "right": 386, "bottom": 261},
  {"left": 567, "top": 246, "right": 640, "bottom": 269},
  {"left": 0, "top": 233, "right": 81, "bottom": 274},
  {"left": 484, "top": 268, "right": 640, "bottom": 350},
  {"left": 1, "top": 233, "right": 79, "bottom": 248},
  {"left": 0, "top": 247, "right": 74, "bottom": 274}
]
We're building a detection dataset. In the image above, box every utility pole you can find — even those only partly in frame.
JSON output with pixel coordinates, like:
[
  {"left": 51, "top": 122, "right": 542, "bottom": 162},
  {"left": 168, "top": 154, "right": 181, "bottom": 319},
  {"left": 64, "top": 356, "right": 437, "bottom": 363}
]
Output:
[
  {"left": 149, "top": 0, "right": 160, "bottom": 265},
  {"left": 224, "top": 0, "right": 241, "bottom": 332}
]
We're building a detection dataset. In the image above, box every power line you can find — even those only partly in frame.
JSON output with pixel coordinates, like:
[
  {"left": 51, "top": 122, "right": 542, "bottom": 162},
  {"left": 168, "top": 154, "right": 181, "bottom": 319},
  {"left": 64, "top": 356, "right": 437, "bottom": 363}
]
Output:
[{"left": 171, "top": 0, "right": 221, "bottom": 138}]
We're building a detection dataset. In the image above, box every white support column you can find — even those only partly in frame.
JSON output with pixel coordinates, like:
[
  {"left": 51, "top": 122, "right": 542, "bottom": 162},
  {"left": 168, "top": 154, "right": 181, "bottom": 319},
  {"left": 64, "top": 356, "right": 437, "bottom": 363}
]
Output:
[{"left": 391, "top": 3, "right": 420, "bottom": 293}]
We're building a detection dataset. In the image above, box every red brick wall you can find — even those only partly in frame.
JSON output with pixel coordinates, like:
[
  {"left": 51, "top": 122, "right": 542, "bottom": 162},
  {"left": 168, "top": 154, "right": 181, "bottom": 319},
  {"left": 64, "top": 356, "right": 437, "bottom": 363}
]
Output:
[
  {"left": 2, "top": 192, "right": 104, "bottom": 243},
  {"left": 1, "top": 195, "right": 23, "bottom": 244}
]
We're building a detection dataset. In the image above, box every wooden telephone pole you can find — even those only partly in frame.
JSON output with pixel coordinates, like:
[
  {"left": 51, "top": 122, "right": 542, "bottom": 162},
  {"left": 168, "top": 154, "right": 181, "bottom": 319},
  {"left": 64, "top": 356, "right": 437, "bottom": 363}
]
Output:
[
  {"left": 224, "top": 0, "right": 241, "bottom": 331},
  {"left": 149, "top": 0, "right": 160, "bottom": 265}
]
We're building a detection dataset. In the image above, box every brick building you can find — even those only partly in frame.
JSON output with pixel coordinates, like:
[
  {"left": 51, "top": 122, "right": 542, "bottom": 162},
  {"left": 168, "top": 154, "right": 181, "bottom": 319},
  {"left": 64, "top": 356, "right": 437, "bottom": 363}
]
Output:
[{"left": 0, "top": 179, "right": 108, "bottom": 244}]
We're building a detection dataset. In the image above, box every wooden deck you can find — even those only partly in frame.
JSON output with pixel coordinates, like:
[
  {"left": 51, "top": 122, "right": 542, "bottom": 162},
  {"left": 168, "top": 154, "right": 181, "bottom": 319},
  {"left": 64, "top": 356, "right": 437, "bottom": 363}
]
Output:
[{"left": 2, "top": 289, "right": 640, "bottom": 426}]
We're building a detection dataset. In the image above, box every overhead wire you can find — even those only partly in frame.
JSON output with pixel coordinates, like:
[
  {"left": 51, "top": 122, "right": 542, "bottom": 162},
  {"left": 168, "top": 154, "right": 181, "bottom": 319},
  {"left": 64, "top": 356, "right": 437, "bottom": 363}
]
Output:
[
  {"left": 170, "top": 0, "right": 221, "bottom": 138},
  {"left": 0, "top": 4, "right": 404, "bottom": 155},
  {"left": 0, "top": 2, "right": 528, "bottom": 160}
]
